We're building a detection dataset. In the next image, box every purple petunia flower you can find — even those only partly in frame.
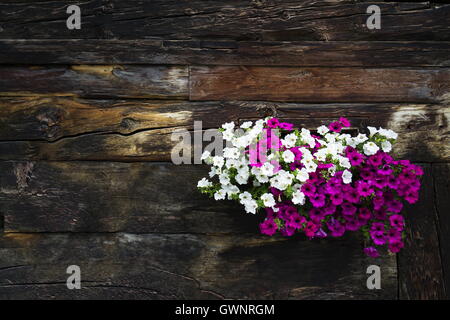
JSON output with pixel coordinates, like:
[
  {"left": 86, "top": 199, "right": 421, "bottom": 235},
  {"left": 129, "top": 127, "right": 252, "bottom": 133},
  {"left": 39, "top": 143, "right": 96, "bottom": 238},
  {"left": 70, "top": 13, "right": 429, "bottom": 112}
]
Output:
[
  {"left": 260, "top": 219, "right": 278, "bottom": 236},
  {"left": 278, "top": 122, "right": 294, "bottom": 131},
  {"left": 343, "top": 187, "right": 360, "bottom": 203},
  {"left": 341, "top": 202, "right": 357, "bottom": 216},
  {"left": 356, "top": 181, "right": 374, "bottom": 197},
  {"left": 304, "top": 221, "right": 319, "bottom": 238},
  {"left": 386, "top": 200, "right": 403, "bottom": 213},
  {"left": 328, "top": 121, "right": 343, "bottom": 133},
  {"left": 358, "top": 207, "right": 372, "bottom": 221},
  {"left": 388, "top": 240, "right": 404, "bottom": 253},
  {"left": 348, "top": 151, "right": 364, "bottom": 166},
  {"left": 389, "top": 214, "right": 405, "bottom": 229},
  {"left": 364, "top": 247, "right": 380, "bottom": 258},
  {"left": 370, "top": 231, "right": 387, "bottom": 245},
  {"left": 267, "top": 118, "right": 280, "bottom": 129},
  {"left": 301, "top": 183, "right": 317, "bottom": 197},
  {"left": 339, "top": 117, "right": 351, "bottom": 127}
]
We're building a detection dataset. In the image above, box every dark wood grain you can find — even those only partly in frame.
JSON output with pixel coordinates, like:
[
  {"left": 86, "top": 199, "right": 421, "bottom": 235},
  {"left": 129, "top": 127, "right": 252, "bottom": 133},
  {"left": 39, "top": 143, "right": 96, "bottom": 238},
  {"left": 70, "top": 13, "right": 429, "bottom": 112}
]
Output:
[
  {"left": 0, "top": 231, "right": 397, "bottom": 300},
  {"left": 432, "top": 163, "right": 450, "bottom": 298},
  {"left": 0, "top": 1, "right": 448, "bottom": 41},
  {"left": 0, "top": 99, "right": 448, "bottom": 162},
  {"left": 398, "top": 164, "right": 446, "bottom": 299},
  {"left": 0, "top": 66, "right": 188, "bottom": 99},
  {"left": 2, "top": 40, "right": 450, "bottom": 67},
  {"left": 190, "top": 66, "right": 450, "bottom": 103},
  {"left": 0, "top": 161, "right": 260, "bottom": 233}
]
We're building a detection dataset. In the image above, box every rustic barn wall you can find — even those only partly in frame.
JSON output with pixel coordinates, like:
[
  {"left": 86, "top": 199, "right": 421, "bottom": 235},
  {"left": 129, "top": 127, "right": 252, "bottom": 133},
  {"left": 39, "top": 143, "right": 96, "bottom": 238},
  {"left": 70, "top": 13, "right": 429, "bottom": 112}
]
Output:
[{"left": 0, "top": 0, "right": 448, "bottom": 299}]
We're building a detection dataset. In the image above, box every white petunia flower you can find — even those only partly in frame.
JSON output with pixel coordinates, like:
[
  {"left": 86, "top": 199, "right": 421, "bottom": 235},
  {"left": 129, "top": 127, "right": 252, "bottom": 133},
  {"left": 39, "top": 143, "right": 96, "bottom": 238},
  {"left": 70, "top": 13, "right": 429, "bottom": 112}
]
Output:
[
  {"left": 223, "top": 147, "right": 240, "bottom": 159},
  {"left": 296, "top": 168, "right": 309, "bottom": 182},
  {"left": 325, "top": 133, "right": 337, "bottom": 143},
  {"left": 224, "top": 184, "right": 239, "bottom": 198},
  {"left": 213, "top": 156, "right": 225, "bottom": 168},
  {"left": 363, "top": 141, "right": 380, "bottom": 156},
  {"left": 281, "top": 133, "right": 298, "bottom": 148},
  {"left": 260, "top": 162, "right": 275, "bottom": 176},
  {"left": 219, "top": 173, "right": 230, "bottom": 185},
  {"left": 355, "top": 133, "right": 368, "bottom": 144},
  {"left": 292, "top": 190, "right": 306, "bottom": 205},
  {"left": 317, "top": 125, "right": 329, "bottom": 135},
  {"left": 235, "top": 173, "right": 249, "bottom": 185},
  {"left": 209, "top": 167, "right": 219, "bottom": 178},
  {"left": 381, "top": 140, "right": 392, "bottom": 152},
  {"left": 328, "top": 164, "right": 336, "bottom": 176},
  {"left": 261, "top": 193, "right": 276, "bottom": 208},
  {"left": 342, "top": 169, "right": 352, "bottom": 184},
  {"left": 282, "top": 150, "right": 295, "bottom": 163},
  {"left": 345, "top": 136, "right": 358, "bottom": 148},
  {"left": 222, "top": 130, "right": 234, "bottom": 141},
  {"left": 214, "top": 189, "right": 226, "bottom": 200},
  {"left": 367, "top": 126, "right": 378, "bottom": 137},
  {"left": 379, "top": 128, "right": 398, "bottom": 140},
  {"left": 244, "top": 200, "right": 258, "bottom": 214},
  {"left": 222, "top": 122, "right": 235, "bottom": 131},
  {"left": 305, "top": 161, "right": 318, "bottom": 173},
  {"left": 201, "top": 150, "right": 211, "bottom": 160},
  {"left": 239, "top": 192, "right": 252, "bottom": 204},
  {"left": 240, "top": 121, "right": 253, "bottom": 129},
  {"left": 197, "top": 178, "right": 212, "bottom": 188},
  {"left": 338, "top": 156, "right": 351, "bottom": 169}
]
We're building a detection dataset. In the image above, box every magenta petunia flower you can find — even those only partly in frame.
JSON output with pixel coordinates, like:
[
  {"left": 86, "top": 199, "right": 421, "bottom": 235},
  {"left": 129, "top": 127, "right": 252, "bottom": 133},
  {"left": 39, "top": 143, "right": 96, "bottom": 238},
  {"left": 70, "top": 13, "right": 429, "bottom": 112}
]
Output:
[
  {"left": 356, "top": 181, "right": 374, "bottom": 197},
  {"left": 304, "top": 221, "right": 319, "bottom": 238},
  {"left": 404, "top": 190, "right": 419, "bottom": 204},
  {"left": 345, "top": 218, "right": 361, "bottom": 231},
  {"left": 358, "top": 207, "right": 372, "bottom": 221},
  {"left": 281, "top": 225, "right": 296, "bottom": 236},
  {"left": 328, "top": 121, "right": 343, "bottom": 133},
  {"left": 267, "top": 118, "right": 280, "bottom": 129},
  {"left": 339, "top": 117, "right": 351, "bottom": 127},
  {"left": 386, "top": 200, "right": 403, "bottom": 213},
  {"left": 330, "top": 192, "right": 344, "bottom": 205},
  {"left": 343, "top": 187, "right": 360, "bottom": 204},
  {"left": 315, "top": 228, "right": 328, "bottom": 238},
  {"left": 341, "top": 202, "right": 357, "bottom": 216},
  {"left": 328, "top": 221, "right": 346, "bottom": 237},
  {"left": 373, "top": 196, "right": 385, "bottom": 211},
  {"left": 260, "top": 219, "right": 278, "bottom": 236},
  {"left": 388, "top": 240, "right": 404, "bottom": 253},
  {"left": 288, "top": 214, "right": 306, "bottom": 229},
  {"left": 364, "top": 247, "right": 380, "bottom": 258},
  {"left": 387, "top": 228, "right": 402, "bottom": 241},
  {"left": 371, "top": 231, "right": 387, "bottom": 245},
  {"left": 269, "top": 187, "right": 282, "bottom": 197},
  {"left": 310, "top": 194, "right": 326, "bottom": 208},
  {"left": 301, "top": 183, "right": 317, "bottom": 197},
  {"left": 370, "top": 222, "right": 385, "bottom": 233},
  {"left": 348, "top": 151, "right": 364, "bottom": 166},
  {"left": 279, "top": 122, "right": 294, "bottom": 131},
  {"left": 389, "top": 214, "right": 405, "bottom": 229}
]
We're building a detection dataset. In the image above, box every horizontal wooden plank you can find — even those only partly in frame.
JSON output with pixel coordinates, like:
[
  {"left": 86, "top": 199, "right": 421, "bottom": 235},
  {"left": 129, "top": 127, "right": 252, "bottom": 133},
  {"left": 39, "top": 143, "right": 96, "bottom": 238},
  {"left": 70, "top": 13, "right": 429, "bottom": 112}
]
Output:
[
  {"left": 398, "top": 164, "right": 446, "bottom": 299},
  {"left": 432, "top": 163, "right": 450, "bottom": 298},
  {"left": 0, "top": 162, "right": 259, "bottom": 233},
  {"left": 190, "top": 66, "right": 450, "bottom": 103},
  {"left": 0, "top": 1, "right": 448, "bottom": 41},
  {"left": 0, "top": 99, "right": 448, "bottom": 162},
  {"left": 2, "top": 40, "right": 450, "bottom": 67},
  {"left": 0, "top": 231, "right": 397, "bottom": 299},
  {"left": 0, "top": 66, "right": 188, "bottom": 99}
]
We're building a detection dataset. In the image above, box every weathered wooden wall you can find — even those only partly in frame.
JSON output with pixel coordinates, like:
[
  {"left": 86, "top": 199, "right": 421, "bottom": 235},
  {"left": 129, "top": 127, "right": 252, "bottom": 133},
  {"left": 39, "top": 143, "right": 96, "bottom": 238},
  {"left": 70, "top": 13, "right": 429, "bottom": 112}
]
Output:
[{"left": 0, "top": 0, "right": 448, "bottom": 299}]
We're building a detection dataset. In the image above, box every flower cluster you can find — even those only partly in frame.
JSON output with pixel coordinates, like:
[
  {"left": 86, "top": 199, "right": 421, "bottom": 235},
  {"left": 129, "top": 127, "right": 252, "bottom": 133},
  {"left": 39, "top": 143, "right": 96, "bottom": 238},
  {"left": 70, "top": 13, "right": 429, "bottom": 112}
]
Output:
[{"left": 197, "top": 117, "right": 422, "bottom": 257}]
